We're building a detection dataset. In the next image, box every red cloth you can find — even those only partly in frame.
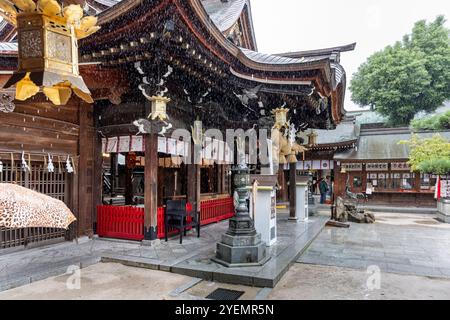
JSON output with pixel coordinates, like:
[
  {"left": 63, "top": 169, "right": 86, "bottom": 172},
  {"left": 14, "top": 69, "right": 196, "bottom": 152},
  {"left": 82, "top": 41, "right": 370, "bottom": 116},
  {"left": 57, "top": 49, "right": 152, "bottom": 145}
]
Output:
[{"left": 435, "top": 176, "right": 441, "bottom": 200}]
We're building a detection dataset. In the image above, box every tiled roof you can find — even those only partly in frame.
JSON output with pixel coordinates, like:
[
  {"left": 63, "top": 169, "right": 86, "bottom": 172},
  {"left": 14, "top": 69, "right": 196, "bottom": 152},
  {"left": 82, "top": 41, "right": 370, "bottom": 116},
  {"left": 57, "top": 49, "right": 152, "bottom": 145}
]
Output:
[
  {"left": 334, "top": 129, "right": 450, "bottom": 160},
  {"left": 0, "top": 42, "right": 18, "bottom": 55},
  {"left": 201, "top": 0, "right": 247, "bottom": 32},
  {"left": 239, "top": 47, "right": 327, "bottom": 65},
  {"left": 316, "top": 122, "right": 359, "bottom": 145}
]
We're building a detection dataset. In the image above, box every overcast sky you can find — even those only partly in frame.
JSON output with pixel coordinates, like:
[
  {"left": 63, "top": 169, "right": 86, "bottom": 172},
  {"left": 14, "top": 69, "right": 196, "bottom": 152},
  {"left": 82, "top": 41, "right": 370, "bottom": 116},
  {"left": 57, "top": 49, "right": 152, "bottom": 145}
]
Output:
[{"left": 250, "top": 0, "right": 450, "bottom": 111}]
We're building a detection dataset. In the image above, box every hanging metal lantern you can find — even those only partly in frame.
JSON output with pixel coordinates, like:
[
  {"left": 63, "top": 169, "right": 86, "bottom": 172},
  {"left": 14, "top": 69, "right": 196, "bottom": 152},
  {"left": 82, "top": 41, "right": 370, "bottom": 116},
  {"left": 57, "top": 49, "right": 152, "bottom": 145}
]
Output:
[
  {"left": 307, "top": 129, "right": 318, "bottom": 146},
  {"left": 271, "top": 107, "right": 289, "bottom": 129},
  {"left": 148, "top": 95, "right": 171, "bottom": 121},
  {"left": 1, "top": 2, "right": 100, "bottom": 105}
]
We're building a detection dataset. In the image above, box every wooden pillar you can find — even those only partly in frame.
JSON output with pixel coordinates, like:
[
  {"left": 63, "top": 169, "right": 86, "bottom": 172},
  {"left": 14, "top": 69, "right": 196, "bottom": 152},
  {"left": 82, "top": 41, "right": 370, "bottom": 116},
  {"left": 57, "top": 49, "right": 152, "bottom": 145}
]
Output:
[
  {"left": 289, "top": 163, "right": 297, "bottom": 219},
  {"left": 278, "top": 164, "right": 288, "bottom": 202},
  {"left": 144, "top": 134, "right": 158, "bottom": 240},
  {"left": 187, "top": 164, "right": 201, "bottom": 214},
  {"left": 92, "top": 133, "right": 103, "bottom": 232},
  {"left": 217, "top": 165, "right": 226, "bottom": 194},
  {"left": 78, "top": 102, "right": 95, "bottom": 237},
  {"left": 124, "top": 154, "right": 133, "bottom": 205},
  {"left": 110, "top": 153, "right": 117, "bottom": 197}
]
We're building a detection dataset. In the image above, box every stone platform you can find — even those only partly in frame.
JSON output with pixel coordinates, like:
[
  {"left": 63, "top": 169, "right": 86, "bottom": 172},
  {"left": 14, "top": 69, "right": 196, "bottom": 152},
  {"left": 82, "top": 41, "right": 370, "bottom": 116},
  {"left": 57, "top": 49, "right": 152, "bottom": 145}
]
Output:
[
  {"left": 102, "top": 213, "right": 328, "bottom": 288},
  {"left": 0, "top": 212, "right": 327, "bottom": 291}
]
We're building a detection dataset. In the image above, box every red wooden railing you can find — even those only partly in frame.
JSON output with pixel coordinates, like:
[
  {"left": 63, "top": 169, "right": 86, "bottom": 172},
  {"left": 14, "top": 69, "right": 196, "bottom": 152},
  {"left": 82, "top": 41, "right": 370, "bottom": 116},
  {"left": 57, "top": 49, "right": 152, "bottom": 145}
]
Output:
[
  {"left": 200, "top": 197, "right": 235, "bottom": 226},
  {"left": 97, "top": 205, "right": 144, "bottom": 241},
  {"left": 97, "top": 197, "right": 234, "bottom": 241}
]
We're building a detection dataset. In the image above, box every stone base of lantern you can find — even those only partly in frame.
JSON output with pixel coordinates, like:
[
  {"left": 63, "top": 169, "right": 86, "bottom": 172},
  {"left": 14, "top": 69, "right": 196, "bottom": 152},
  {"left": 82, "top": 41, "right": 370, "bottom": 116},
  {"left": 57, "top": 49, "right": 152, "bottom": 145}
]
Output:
[{"left": 212, "top": 217, "right": 269, "bottom": 267}]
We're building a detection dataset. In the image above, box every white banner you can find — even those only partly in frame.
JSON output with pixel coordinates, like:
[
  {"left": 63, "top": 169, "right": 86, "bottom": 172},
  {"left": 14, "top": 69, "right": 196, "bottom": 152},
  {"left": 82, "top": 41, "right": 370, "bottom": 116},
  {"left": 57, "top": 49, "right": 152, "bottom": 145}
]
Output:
[
  {"left": 118, "top": 136, "right": 130, "bottom": 153},
  {"left": 442, "top": 180, "right": 450, "bottom": 198},
  {"left": 391, "top": 162, "right": 411, "bottom": 171},
  {"left": 167, "top": 138, "right": 177, "bottom": 155},
  {"left": 106, "top": 137, "right": 118, "bottom": 153},
  {"left": 366, "top": 163, "right": 388, "bottom": 171},
  {"left": 342, "top": 163, "right": 362, "bottom": 171},
  {"left": 158, "top": 137, "right": 167, "bottom": 153},
  {"left": 130, "top": 136, "right": 144, "bottom": 152}
]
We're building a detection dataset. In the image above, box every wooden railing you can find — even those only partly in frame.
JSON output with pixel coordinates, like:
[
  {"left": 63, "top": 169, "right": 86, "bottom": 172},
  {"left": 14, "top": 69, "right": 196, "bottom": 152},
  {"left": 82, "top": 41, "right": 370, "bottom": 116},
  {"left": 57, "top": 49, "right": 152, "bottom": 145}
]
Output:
[
  {"left": 97, "top": 197, "right": 235, "bottom": 241},
  {"left": 97, "top": 205, "right": 144, "bottom": 241},
  {"left": 200, "top": 197, "right": 235, "bottom": 226}
]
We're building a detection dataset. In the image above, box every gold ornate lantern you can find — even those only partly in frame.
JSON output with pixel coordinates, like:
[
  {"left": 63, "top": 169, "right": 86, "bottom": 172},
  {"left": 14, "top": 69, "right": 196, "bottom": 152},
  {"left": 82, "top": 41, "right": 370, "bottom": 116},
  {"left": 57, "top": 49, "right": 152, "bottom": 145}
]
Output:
[
  {"left": 307, "top": 129, "right": 318, "bottom": 146},
  {"left": 148, "top": 95, "right": 171, "bottom": 121},
  {"left": 271, "top": 107, "right": 289, "bottom": 130},
  {"left": 1, "top": 1, "right": 100, "bottom": 105}
]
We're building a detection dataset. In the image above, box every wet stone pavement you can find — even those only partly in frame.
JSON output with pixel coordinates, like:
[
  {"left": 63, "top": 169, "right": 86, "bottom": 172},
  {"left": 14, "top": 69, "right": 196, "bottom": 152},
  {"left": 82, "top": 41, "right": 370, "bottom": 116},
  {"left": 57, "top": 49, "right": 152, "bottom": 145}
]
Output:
[
  {"left": 0, "top": 211, "right": 328, "bottom": 291},
  {"left": 298, "top": 212, "right": 450, "bottom": 278}
]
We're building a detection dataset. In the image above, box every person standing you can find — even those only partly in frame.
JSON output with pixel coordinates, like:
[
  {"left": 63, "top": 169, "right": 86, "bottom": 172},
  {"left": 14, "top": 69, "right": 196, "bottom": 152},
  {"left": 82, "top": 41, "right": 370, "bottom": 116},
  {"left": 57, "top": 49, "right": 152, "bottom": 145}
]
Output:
[{"left": 319, "top": 178, "right": 328, "bottom": 204}]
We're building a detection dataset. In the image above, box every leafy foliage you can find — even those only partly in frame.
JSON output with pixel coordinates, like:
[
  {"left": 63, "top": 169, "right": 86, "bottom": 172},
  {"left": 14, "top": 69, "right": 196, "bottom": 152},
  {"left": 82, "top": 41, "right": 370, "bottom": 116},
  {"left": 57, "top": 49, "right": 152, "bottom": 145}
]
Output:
[
  {"left": 400, "top": 134, "right": 450, "bottom": 174},
  {"left": 350, "top": 16, "right": 450, "bottom": 126},
  {"left": 411, "top": 110, "right": 450, "bottom": 131},
  {"left": 418, "top": 159, "right": 450, "bottom": 175}
]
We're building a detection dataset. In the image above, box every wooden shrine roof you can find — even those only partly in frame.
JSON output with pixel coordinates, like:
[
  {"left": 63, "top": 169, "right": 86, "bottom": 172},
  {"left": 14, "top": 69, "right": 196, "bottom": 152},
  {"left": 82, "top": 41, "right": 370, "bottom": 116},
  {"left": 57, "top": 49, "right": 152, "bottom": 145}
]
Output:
[
  {"left": 201, "top": 0, "right": 246, "bottom": 32},
  {"left": 334, "top": 128, "right": 450, "bottom": 161},
  {"left": 0, "top": 0, "right": 355, "bottom": 129}
]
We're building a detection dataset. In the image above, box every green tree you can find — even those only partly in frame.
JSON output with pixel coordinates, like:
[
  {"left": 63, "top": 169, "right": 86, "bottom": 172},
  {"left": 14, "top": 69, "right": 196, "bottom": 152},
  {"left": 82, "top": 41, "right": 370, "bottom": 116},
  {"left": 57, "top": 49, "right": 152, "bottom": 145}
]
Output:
[
  {"left": 411, "top": 110, "right": 450, "bottom": 131},
  {"left": 350, "top": 16, "right": 450, "bottom": 126},
  {"left": 400, "top": 134, "right": 450, "bottom": 174}
]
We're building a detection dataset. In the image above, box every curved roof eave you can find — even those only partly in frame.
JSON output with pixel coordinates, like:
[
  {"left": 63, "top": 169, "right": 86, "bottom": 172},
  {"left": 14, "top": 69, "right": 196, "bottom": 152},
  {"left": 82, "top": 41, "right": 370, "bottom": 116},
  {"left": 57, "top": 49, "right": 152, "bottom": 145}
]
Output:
[
  {"left": 93, "top": 0, "right": 333, "bottom": 74},
  {"left": 201, "top": 0, "right": 247, "bottom": 32}
]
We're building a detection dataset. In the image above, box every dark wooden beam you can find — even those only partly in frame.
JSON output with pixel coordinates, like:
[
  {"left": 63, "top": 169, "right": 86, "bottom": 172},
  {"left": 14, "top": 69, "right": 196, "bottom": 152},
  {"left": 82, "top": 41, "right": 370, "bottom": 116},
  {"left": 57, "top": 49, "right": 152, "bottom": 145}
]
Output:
[
  {"left": 144, "top": 133, "right": 158, "bottom": 240},
  {"left": 278, "top": 165, "right": 288, "bottom": 202},
  {"left": 187, "top": 163, "right": 201, "bottom": 213},
  {"left": 77, "top": 102, "right": 95, "bottom": 237},
  {"left": 289, "top": 163, "right": 296, "bottom": 219},
  {"left": 92, "top": 133, "right": 103, "bottom": 232}
]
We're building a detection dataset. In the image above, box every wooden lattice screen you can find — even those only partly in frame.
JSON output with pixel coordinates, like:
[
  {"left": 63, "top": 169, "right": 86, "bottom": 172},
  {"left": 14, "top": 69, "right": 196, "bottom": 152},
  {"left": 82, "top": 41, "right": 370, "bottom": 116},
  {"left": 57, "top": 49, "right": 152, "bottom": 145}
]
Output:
[{"left": 0, "top": 160, "right": 70, "bottom": 250}]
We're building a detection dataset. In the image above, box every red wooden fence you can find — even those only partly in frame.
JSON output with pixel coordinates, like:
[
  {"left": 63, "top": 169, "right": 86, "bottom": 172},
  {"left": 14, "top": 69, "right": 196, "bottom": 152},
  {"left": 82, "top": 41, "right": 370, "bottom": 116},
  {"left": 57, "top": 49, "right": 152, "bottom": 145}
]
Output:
[
  {"left": 97, "top": 205, "right": 144, "bottom": 241},
  {"left": 200, "top": 197, "right": 235, "bottom": 226},
  {"left": 97, "top": 197, "right": 234, "bottom": 241}
]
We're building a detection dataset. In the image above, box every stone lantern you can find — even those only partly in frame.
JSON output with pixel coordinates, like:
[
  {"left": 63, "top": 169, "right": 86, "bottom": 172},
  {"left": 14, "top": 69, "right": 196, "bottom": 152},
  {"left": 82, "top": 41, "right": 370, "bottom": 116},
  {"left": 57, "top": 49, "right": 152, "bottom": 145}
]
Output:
[{"left": 213, "top": 136, "right": 268, "bottom": 267}]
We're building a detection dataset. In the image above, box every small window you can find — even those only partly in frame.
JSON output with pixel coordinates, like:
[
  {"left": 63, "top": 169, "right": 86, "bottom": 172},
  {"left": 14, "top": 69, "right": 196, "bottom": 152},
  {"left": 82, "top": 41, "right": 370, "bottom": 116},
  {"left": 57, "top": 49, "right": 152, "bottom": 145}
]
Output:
[
  {"left": 391, "top": 173, "right": 402, "bottom": 190},
  {"left": 377, "top": 173, "right": 389, "bottom": 189},
  {"left": 420, "top": 174, "right": 437, "bottom": 190},
  {"left": 401, "top": 173, "right": 415, "bottom": 190}
]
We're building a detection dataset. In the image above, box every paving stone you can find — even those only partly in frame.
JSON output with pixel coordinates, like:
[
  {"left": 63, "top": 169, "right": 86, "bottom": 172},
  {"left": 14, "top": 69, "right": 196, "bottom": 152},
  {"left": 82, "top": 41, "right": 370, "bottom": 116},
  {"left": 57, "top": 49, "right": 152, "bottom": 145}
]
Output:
[
  {"left": 0, "top": 213, "right": 327, "bottom": 290},
  {"left": 0, "top": 276, "right": 31, "bottom": 292},
  {"left": 297, "top": 213, "right": 450, "bottom": 279}
]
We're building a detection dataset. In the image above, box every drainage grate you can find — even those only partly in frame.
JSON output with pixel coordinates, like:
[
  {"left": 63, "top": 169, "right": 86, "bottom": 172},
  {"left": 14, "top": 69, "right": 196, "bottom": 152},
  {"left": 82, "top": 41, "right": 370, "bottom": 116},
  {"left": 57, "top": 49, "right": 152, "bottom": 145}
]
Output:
[{"left": 206, "top": 288, "right": 245, "bottom": 300}]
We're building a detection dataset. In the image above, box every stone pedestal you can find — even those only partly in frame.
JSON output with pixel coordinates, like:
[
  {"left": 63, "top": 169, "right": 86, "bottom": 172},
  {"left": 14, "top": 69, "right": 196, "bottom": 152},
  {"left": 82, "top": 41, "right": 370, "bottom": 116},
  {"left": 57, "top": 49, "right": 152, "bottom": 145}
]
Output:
[
  {"left": 212, "top": 166, "right": 269, "bottom": 267},
  {"left": 437, "top": 199, "right": 450, "bottom": 223},
  {"left": 249, "top": 175, "right": 278, "bottom": 247},
  {"left": 295, "top": 181, "right": 309, "bottom": 222}
]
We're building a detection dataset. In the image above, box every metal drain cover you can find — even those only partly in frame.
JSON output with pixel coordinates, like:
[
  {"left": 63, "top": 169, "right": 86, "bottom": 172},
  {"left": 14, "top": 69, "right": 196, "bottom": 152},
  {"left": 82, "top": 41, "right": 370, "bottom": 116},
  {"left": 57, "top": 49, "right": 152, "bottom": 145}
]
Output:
[{"left": 206, "top": 288, "right": 245, "bottom": 300}]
